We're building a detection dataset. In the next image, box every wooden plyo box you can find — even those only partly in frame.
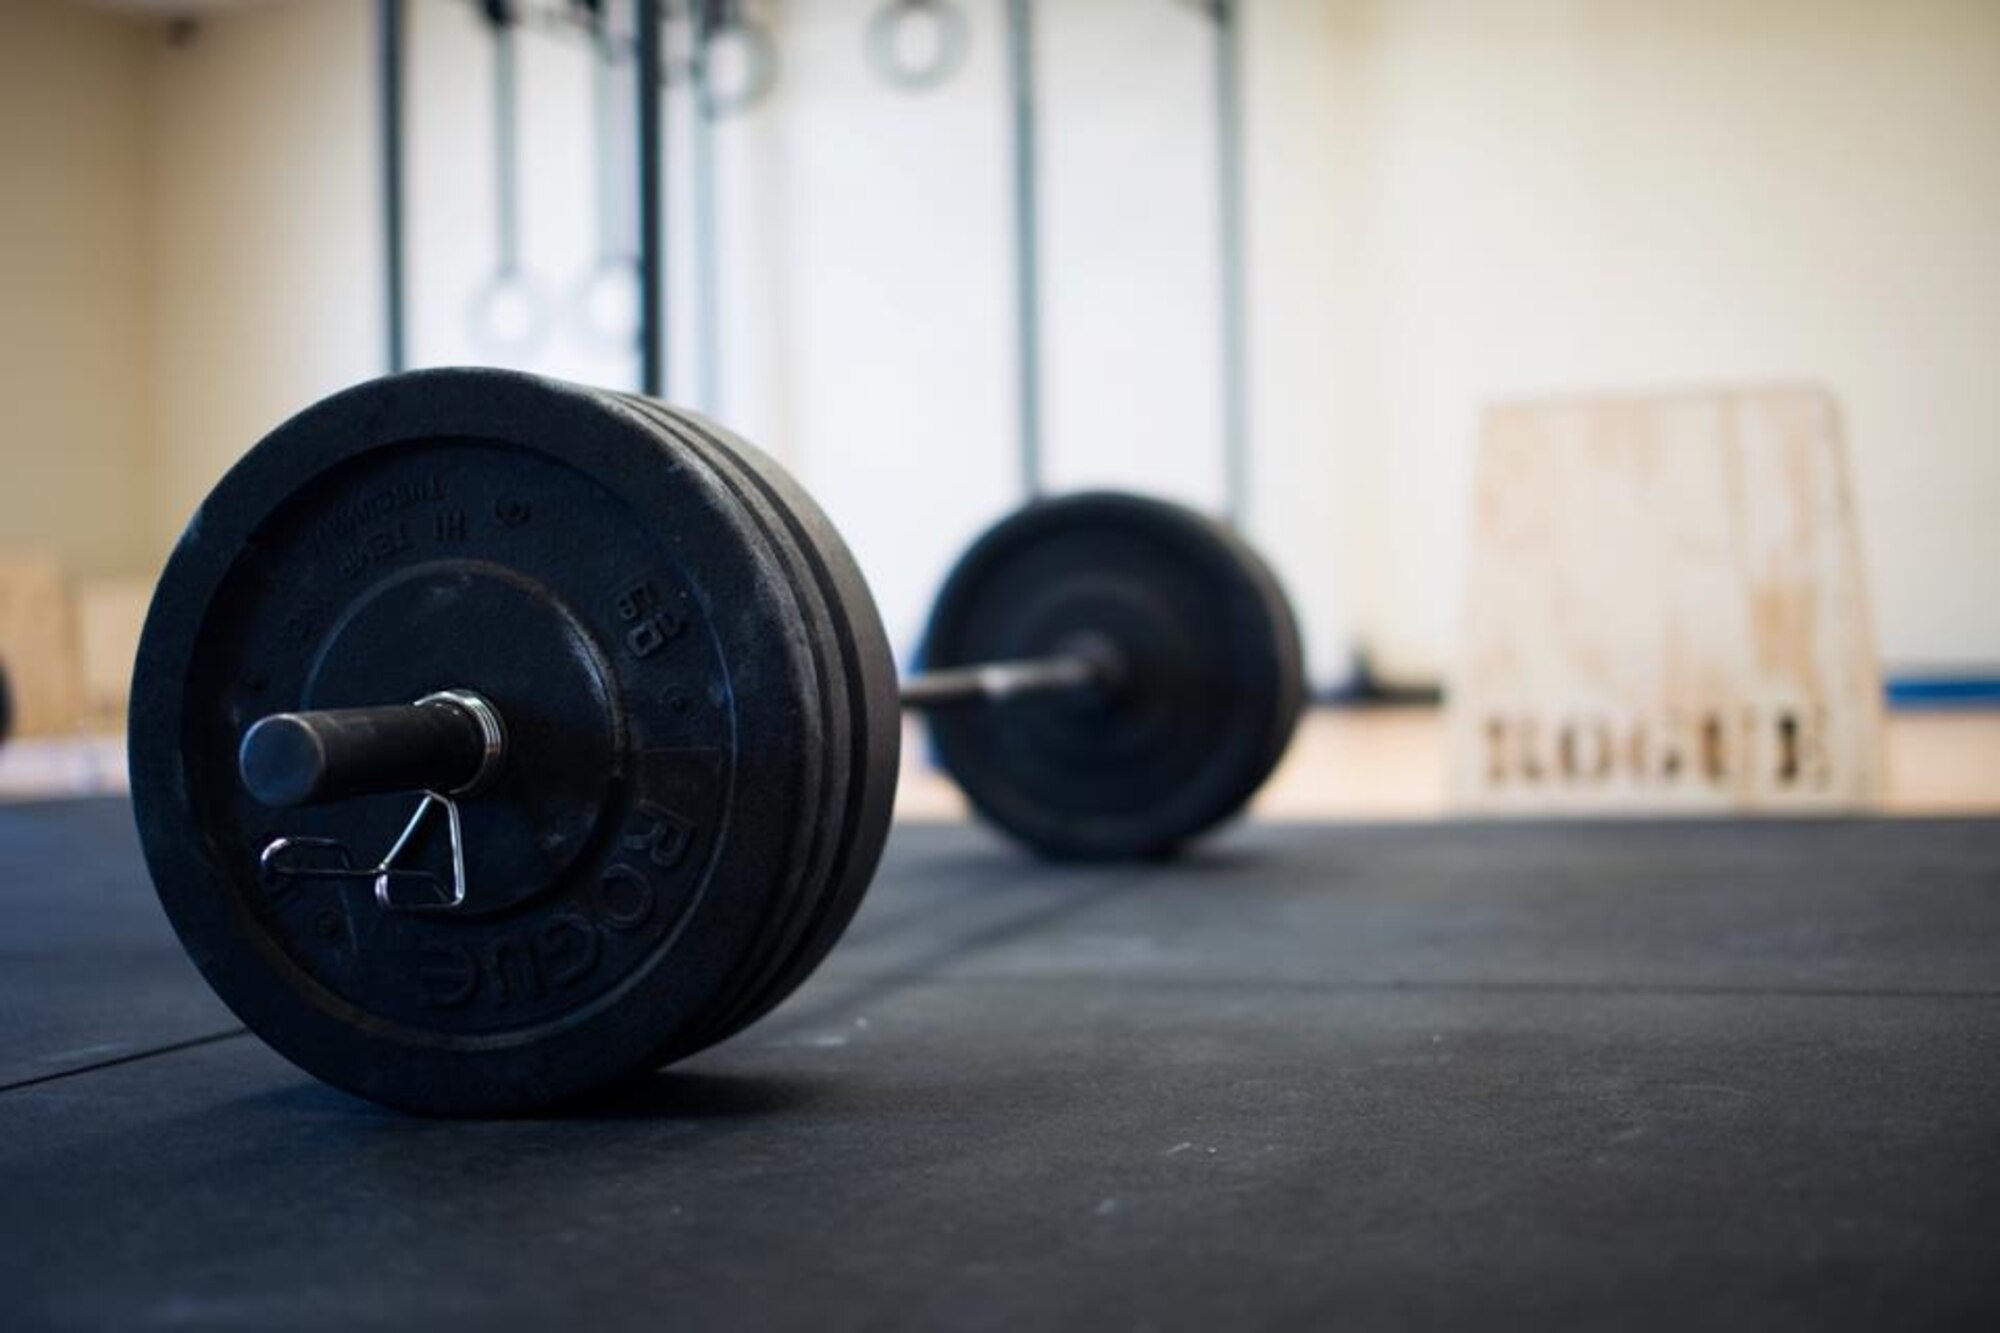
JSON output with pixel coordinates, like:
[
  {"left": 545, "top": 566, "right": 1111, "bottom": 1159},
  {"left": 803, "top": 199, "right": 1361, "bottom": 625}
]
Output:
[
  {"left": 0, "top": 553, "right": 80, "bottom": 739},
  {"left": 74, "top": 578, "right": 151, "bottom": 734},
  {"left": 1448, "top": 387, "right": 1883, "bottom": 814}
]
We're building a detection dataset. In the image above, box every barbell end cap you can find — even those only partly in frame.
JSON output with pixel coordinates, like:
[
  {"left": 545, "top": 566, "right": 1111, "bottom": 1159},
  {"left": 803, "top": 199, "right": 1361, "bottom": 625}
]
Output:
[{"left": 239, "top": 713, "right": 332, "bottom": 809}]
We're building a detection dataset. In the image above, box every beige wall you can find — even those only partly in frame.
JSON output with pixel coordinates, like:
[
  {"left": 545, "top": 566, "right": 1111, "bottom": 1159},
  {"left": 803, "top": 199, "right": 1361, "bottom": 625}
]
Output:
[
  {"left": 0, "top": 0, "right": 152, "bottom": 578},
  {"left": 0, "top": 0, "right": 376, "bottom": 574},
  {"left": 146, "top": 0, "right": 381, "bottom": 554}
]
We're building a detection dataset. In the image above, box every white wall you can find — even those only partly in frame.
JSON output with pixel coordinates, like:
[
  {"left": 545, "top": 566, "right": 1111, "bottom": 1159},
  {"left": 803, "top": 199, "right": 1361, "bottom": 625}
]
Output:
[
  {"left": 0, "top": 0, "right": 152, "bottom": 578},
  {"left": 100, "top": 0, "right": 2000, "bottom": 682},
  {"left": 392, "top": 0, "right": 1351, "bottom": 674},
  {"left": 1321, "top": 0, "right": 2000, "bottom": 680}
]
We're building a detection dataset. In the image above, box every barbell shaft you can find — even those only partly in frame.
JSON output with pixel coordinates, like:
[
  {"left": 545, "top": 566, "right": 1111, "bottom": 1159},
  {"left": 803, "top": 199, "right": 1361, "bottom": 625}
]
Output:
[
  {"left": 238, "top": 649, "right": 1110, "bottom": 810},
  {"left": 898, "top": 653, "right": 1103, "bottom": 709},
  {"left": 238, "top": 691, "right": 504, "bottom": 809}
]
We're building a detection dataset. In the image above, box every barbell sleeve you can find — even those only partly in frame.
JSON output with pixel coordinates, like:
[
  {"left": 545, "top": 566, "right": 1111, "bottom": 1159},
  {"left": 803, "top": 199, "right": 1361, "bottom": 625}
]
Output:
[{"left": 238, "top": 690, "right": 506, "bottom": 808}]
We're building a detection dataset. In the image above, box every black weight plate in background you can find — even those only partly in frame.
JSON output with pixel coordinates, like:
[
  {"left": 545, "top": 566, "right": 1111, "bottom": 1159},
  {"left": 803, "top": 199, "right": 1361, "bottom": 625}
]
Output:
[
  {"left": 921, "top": 492, "right": 1305, "bottom": 861},
  {"left": 128, "top": 369, "right": 856, "bottom": 1115}
]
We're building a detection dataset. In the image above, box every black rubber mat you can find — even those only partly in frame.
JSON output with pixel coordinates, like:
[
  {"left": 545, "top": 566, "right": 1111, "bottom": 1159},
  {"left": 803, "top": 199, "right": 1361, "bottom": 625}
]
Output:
[
  {"left": 2, "top": 798, "right": 1997, "bottom": 1330},
  {"left": 0, "top": 801, "right": 236, "bottom": 1090}
]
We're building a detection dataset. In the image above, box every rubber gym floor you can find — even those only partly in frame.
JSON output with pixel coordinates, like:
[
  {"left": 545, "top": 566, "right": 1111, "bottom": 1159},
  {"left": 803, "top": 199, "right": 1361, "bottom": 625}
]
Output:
[{"left": 2, "top": 795, "right": 1996, "bottom": 1330}]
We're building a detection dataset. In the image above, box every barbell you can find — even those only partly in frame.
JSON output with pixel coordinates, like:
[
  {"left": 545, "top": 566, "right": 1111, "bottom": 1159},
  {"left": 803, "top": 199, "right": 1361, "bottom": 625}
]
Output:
[{"left": 130, "top": 369, "right": 1303, "bottom": 1113}]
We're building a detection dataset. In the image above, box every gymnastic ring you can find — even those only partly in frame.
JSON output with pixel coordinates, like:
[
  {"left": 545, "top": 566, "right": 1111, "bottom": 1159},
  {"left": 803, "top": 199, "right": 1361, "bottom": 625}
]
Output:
[
  {"left": 566, "top": 255, "right": 642, "bottom": 355},
  {"left": 466, "top": 268, "right": 556, "bottom": 359},
  {"left": 697, "top": 16, "right": 778, "bottom": 118},
  {"left": 865, "top": 0, "right": 969, "bottom": 93}
]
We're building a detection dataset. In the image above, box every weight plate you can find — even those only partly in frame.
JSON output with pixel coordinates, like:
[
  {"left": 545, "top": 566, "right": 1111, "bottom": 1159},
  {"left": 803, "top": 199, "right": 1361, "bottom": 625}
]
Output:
[
  {"left": 610, "top": 394, "right": 900, "bottom": 1050},
  {"left": 921, "top": 492, "right": 1305, "bottom": 860},
  {"left": 129, "top": 369, "right": 897, "bottom": 1115},
  {"left": 592, "top": 393, "right": 847, "bottom": 1053}
]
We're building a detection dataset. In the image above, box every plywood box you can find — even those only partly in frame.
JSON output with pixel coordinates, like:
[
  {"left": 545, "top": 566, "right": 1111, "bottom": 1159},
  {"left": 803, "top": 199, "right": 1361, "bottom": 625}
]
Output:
[
  {"left": 75, "top": 578, "right": 151, "bottom": 733},
  {"left": 1448, "top": 386, "right": 1882, "bottom": 814},
  {"left": 0, "top": 553, "right": 80, "bottom": 738}
]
